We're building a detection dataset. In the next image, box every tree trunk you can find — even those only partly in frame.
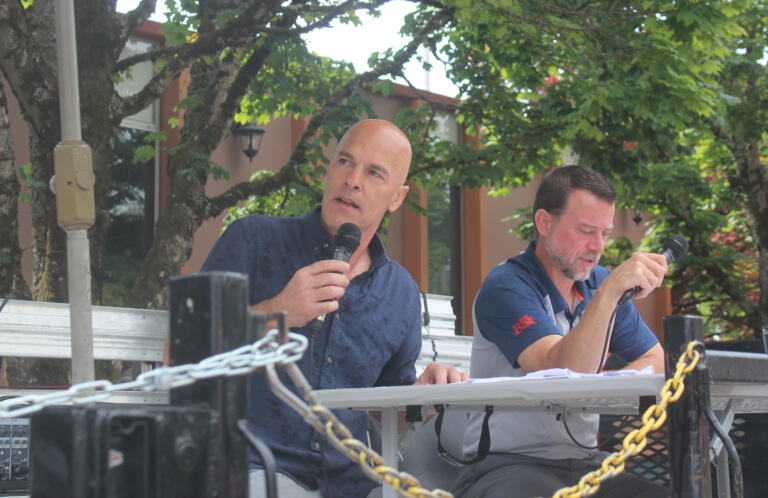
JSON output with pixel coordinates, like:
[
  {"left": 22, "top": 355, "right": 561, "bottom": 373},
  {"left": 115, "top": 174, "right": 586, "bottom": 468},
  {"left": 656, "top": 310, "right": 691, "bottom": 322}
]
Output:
[
  {"left": 75, "top": 2, "right": 125, "bottom": 305},
  {"left": 128, "top": 54, "right": 238, "bottom": 309},
  {"left": 29, "top": 132, "right": 68, "bottom": 302},
  {"left": 732, "top": 141, "right": 768, "bottom": 337}
]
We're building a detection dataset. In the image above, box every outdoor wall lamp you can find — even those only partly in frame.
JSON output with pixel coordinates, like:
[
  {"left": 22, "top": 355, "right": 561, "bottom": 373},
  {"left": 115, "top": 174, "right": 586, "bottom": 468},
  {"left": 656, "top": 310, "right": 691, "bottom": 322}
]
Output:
[{"left": 233, "top": 122, "right": 265, "bottom": 162}]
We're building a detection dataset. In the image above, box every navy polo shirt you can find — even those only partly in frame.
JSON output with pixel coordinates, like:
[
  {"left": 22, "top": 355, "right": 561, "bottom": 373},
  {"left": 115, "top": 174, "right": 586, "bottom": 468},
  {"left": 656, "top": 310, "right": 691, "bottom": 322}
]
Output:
[
  {"left": 201, "top": 207, "right": 421, "bottom": 497},
  {"left": 476, "top": 241, "right": 657, "bottom": 368},
  {"left": 464, "top": 241, "right": 659, "bottom": 459}
]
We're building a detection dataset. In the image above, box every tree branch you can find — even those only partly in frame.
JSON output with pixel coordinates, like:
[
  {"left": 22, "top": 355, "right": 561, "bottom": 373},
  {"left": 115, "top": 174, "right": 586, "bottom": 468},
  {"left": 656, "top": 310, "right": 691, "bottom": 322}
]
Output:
[
  {"left": 0, "top": 2, "right": 59, "bottom": 137},
  {"left": 118, "top": 0, "right": 158, "bottom": 59},
  {"left": 205, "top": 7, "right": 453, "bottom": 217},
  {"left": 408, "top": 159, "right": 446, "bottom": 179},
  {"left": 112, "top": 0, "right": 288, "bottom": 122},
  {"left": 704, "top": 115, "right": 736, "bottom": 148},
  {"left": 111, "top": 53, "right": 189, "bottom": 124},
  {"left": 113, "top": 0, "right": 394, "bottom": 73}
]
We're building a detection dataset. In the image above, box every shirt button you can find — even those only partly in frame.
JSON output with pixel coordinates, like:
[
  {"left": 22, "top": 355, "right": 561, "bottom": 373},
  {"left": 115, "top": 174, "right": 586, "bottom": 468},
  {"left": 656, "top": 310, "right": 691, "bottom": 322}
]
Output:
[
  {"left": 311, "top": 441, "right": 320, "bottom": 450},
  {"left": 322, "top": 241, "right": 330, "bottom": 249},
  {"left": 327, "top": 356, "right": 333, "bottom": 364}
]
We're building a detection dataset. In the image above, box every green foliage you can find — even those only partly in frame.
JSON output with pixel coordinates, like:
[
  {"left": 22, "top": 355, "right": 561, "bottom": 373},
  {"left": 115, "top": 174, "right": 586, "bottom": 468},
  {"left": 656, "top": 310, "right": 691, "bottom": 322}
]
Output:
[
  {"left": 132, "top": 145, "right": 156, "bottom": 165},
  {"left": 177, "top": 151, "right": 230, "bottom": 181},
  {"left": 223, "top": 170, "right": 320, "bottom": 228},
  {"left": 234, "top": 35, "right": 380, "bottom": 193},
  {"left": 504, "top": 206, "right": 534, "bottom": 242},
  {"left": 394, "top": 0, "right": 763, "bottom": 337},
  {"left": 17, "top": 163, "right": 45, "bottom": 202},
  {"left": 413, "top": 0, "right": 746, "bottom": 194},
  {"left": 159, "top": 0, "right": 201, "bottom": 46},
  {"left": 599, "top": 237, "right": 636, "bottom": 271},
  {"left": 131, "top": 131, "right": 167, "bottom": 165}
]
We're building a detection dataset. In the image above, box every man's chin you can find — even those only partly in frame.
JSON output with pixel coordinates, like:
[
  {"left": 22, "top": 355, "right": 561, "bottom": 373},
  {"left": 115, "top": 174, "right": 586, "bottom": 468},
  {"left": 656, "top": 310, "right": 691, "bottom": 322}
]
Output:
[{"left": 563, "top": 268, "right": 592, "bottom": 281}]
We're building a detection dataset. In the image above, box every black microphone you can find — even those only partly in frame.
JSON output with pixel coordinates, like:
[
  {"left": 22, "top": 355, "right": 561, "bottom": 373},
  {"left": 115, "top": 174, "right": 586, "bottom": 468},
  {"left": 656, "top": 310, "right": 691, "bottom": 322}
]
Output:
[
  {"left": 616, "top": 235, "right": 689, "bottom": 306},
  {"left": 331, "top": 222, "right": 361, "bottom": 263},
  {"left": 316, "top": 223, "right": 361, "bottom": 324}
]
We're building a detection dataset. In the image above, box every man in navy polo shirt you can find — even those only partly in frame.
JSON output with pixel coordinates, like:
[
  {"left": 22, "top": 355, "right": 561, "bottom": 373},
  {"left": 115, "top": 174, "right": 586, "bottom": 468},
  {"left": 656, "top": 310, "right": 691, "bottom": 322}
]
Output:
[
  {"left": 202, "top": 119, "right": 466, "bottom": 497},
  {"left": 453, "top": 166, "right": 669, "bottom": 497}
]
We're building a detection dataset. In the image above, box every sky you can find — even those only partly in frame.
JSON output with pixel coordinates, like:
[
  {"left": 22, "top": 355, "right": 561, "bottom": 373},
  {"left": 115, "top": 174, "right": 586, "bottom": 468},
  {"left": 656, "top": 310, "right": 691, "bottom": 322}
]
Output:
[{"left": 115, "top": 0, "right": 458, "bottom": 97}]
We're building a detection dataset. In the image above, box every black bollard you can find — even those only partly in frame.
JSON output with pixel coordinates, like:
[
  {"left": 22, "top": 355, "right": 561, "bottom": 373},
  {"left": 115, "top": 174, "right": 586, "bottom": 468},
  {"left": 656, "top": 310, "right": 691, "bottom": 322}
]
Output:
[
  {"left": 663, "top": 314, "right": 711, "bottom": 498},
  {"left": 169, "top": 271, "right": 251, "bottom": 498}
]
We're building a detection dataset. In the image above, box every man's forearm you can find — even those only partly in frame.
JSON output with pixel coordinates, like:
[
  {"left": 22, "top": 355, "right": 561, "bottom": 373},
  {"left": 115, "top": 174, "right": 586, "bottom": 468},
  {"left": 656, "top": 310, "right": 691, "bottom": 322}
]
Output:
[
  {"left": 621, "top": 343, "right": 664, "bottom": 372},
  {"left": 523, "top": 286, "right": 623, "bottom": 373}
]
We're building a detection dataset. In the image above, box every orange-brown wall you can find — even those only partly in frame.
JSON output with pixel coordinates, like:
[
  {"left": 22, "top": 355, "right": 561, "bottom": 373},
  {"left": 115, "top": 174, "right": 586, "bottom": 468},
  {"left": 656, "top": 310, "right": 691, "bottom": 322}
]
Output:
[{"left": 4, "top": 78, "right": 33, "bottom": 292}]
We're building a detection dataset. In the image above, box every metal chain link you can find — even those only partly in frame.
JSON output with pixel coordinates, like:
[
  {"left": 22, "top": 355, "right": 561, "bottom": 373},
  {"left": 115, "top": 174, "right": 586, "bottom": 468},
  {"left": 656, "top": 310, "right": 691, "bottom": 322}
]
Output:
[
  {"left": 552, "top": 340, "right": 704, "bottom": 498},
  {"left": 310, "top": 403, "right": 453, "bottom": 498},
  {"left": 0, "top": 330, "right": 308, "bottom": 418},
  {"left": 0, "top": 330, "right": 702, "bottom": 498},
  {"left": 0, "top": 327, "right": 448, "bottom": 496},
  {"left": 266, "top": 362, "right": 454, "bottom": 498}
]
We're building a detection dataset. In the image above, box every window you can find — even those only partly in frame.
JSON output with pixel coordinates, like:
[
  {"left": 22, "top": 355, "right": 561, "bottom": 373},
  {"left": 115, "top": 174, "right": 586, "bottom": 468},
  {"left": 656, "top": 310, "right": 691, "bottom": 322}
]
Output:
[
  {"left": 426, "top": 112, "right": 463, "bottom": 331},
  {"left": 102, "top": 38, "right": 159, "bottom": 305}
]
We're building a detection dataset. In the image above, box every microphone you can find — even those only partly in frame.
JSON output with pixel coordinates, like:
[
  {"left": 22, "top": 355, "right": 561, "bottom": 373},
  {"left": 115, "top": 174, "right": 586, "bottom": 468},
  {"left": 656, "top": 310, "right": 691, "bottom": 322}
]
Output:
[
  {"left": 316, "top": 223, "right": 361, "bottom": 324},
  {"left": 331, "top": 222, "right": 361, "bottom": 263},
  {"left": 616, "top": 235, "right": 689, "bottom": 306}
]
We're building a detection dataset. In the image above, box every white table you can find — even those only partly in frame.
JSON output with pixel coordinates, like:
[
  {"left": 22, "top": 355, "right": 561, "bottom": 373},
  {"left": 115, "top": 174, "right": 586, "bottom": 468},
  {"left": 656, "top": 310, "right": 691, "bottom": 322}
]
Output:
[{"left": 314, "top": 374, "right": 768, "bottom": 498}]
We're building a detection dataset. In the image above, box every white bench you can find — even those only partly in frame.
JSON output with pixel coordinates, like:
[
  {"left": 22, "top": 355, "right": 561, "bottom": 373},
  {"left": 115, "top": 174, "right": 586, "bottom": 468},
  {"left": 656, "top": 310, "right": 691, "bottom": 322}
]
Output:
[
  {"left": 416, "top": 293, "right": 472, "bottom": 375},
  {"left": 0, "top": 294, "right": 472, "bottom": 387},
  {"left": 0, "top": 296, "right": 473, "bottom": 495}
]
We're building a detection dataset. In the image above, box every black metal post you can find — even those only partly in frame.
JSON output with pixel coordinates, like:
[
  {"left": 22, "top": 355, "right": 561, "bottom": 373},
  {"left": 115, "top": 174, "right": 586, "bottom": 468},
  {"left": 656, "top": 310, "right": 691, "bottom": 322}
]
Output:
[
  {"left": 169, "top": 272, "right": 251, "bottom": 498},
  {"left": 663, "top": 315, "right": 711, "bottom": 498}
]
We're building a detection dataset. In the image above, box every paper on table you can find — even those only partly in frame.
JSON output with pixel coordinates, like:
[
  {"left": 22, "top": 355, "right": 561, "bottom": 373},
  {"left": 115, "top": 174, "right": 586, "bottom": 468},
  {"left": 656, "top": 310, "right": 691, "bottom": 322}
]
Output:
[{"left": 467, "top": 365, "right": 655, "bottom": 383}]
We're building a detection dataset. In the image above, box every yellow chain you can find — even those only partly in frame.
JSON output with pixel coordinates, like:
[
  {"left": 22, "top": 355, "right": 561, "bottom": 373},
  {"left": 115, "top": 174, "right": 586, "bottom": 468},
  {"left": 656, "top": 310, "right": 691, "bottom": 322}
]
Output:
[
  {"left": 306, "top": 404, "right": 454, "bottom": 498},
  {"left": 286, "top": 340, "right": 701, "bottom": 498},
  {"left": 552, "top": 341, "right": 703, "bottom": 498}
]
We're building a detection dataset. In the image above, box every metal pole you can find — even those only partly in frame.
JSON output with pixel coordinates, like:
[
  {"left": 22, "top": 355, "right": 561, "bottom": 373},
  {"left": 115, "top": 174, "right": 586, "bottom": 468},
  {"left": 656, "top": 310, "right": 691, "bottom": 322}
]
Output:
[
  {"left": 54, "top": 0, "right": 81, "bottom": 141},
  {"left": 381, "top": 407, "right": 398, "bottom": 498},
  {"left": 54, "top": 0, "right": 95, "bottom": 384}
]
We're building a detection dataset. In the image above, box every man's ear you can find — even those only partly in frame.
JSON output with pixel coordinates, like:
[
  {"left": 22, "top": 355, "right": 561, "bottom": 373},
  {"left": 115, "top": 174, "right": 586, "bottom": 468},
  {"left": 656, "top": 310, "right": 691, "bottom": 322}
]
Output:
[
  {"left": 388, "top": 185, "right": 409, "bottom": 213},
  {"left": 534, "top": 209, "right": 552, "bottom": 237}
]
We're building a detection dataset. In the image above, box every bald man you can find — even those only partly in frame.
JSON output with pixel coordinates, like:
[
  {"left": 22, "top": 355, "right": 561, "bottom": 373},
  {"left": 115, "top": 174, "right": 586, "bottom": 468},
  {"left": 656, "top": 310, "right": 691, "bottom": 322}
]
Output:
[{"left": 202, "top": 119, "right": 465, "bottom": 497}]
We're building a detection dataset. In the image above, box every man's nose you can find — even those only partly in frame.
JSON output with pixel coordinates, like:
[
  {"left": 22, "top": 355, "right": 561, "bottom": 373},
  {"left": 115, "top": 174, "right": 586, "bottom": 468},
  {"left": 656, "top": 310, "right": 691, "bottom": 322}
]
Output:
[
  {"left": 345, "top": 166, "right": 363, "bottom": 189},
  {"left": 587, "top": 232, "right": 605, "bottom": 253}
]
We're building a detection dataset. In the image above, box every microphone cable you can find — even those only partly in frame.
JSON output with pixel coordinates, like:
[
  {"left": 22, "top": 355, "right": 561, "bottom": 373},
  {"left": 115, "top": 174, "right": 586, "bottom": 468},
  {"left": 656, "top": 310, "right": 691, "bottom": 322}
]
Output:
[
  {"left": 560, "top": 298, "right": 620, "bottom": 450},
  {"left": 596, "top": 303, "right": 620, "bottom": 374},
  {"left": 561, "top": 413, "right": 600, "bottom": 450}
]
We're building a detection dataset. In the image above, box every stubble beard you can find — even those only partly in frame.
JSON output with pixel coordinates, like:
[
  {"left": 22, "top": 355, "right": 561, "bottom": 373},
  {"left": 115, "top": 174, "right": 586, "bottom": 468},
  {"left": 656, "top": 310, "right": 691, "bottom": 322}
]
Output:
[{"left": 542, "top": 237, "right": 598, "bottom": 282}]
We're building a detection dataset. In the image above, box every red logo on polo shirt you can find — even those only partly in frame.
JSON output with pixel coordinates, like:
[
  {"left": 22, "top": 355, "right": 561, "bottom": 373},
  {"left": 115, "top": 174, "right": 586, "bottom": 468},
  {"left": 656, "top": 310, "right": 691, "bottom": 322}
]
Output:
[{"left": 513, "top": 315, "right": 536, "bottom": 335}]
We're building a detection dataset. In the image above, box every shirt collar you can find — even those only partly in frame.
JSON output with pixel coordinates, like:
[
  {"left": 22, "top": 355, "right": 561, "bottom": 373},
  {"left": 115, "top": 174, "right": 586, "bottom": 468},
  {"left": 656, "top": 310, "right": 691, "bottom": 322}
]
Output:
[{"left": 302, "top": 206, "right": 388, "bottom": 270}]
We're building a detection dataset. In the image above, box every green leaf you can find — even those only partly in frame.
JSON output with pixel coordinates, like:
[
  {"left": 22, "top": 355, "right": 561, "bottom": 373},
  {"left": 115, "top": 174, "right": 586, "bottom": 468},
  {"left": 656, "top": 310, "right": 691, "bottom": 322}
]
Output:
[{"left": 133, "top": 145, "right": 156, "bottom": 164}]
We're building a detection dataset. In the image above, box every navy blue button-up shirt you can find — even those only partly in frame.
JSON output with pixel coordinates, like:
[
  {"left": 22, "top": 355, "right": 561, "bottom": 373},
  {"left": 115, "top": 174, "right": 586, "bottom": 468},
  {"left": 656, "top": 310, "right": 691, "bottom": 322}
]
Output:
[{"left": 201, "top": 207, "right": 421, "bottom": 497}]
